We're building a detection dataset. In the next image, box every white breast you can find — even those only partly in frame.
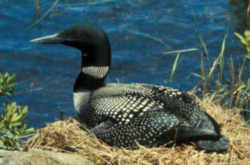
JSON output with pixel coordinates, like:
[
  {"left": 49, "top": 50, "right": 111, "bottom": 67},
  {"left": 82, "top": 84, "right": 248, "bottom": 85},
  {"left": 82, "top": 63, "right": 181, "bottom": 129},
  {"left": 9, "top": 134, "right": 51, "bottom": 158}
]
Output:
[{"left": 73, "top": 91, "right": 90, "bottom": 114}]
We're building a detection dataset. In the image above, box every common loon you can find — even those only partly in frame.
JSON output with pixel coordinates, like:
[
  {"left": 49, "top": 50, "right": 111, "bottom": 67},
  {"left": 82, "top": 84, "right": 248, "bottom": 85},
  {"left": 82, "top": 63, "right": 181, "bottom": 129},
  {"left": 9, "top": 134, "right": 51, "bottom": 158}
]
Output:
[{"left": 31, "top": 23, "right": 229, "bottom": 152}]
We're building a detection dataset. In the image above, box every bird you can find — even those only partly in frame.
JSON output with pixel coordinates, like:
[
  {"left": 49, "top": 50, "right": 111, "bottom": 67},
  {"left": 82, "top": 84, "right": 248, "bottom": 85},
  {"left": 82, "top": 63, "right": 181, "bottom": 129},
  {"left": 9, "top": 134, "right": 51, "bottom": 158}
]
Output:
[{"left": 31, "top": 23, "right": 229, "bottom": 152}]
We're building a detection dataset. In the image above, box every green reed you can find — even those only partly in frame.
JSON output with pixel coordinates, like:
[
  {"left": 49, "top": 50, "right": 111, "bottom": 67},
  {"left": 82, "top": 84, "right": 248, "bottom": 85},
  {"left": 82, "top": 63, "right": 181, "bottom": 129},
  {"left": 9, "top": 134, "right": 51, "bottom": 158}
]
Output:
[{"left": 195, "top": 30, "right": 249, "bottom": 109}]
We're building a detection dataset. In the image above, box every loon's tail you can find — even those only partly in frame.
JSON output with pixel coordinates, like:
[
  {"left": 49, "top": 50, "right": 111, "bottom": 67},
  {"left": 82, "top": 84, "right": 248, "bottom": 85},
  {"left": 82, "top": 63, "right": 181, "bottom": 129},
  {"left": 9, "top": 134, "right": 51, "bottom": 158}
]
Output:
[{"left": 196, "top": 135, "right": 230, "bottom": 153}]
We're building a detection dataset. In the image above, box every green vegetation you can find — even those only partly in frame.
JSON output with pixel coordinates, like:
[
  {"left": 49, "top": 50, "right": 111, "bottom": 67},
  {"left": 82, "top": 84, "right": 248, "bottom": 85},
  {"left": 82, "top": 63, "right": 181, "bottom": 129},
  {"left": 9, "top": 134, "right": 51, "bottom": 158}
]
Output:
[
  {"left": 193, "top": 30, "right": 249, "bottom": 109},
  {"left": 129, "top": 28, "right": 249, "bottom": 109},
  {"left": 159, "top": 28, "right": 249, "bottom": 110},
  {"left": 235, "top": 30, "right": 250, "bottom": 53},
  {"left": 0, "top": 73, "right": 16, "bottom": 97},
  {"left": 0, "top": 72, "right": 34, "bottom": 150}
]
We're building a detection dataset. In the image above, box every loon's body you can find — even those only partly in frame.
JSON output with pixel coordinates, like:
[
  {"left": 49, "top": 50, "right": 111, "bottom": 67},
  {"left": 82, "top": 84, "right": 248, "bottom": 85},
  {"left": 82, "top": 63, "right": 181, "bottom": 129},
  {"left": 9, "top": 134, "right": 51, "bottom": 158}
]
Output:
[{"left": 31, "top": 23, "right": 229, "bottom": 152}]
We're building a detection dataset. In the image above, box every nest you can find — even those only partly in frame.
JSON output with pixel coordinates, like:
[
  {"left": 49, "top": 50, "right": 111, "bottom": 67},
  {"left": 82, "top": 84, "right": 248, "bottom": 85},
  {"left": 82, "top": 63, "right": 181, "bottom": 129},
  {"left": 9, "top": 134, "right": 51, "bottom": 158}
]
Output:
[{"left": 24, "top": 97, "right": 250, "bottom": 165}]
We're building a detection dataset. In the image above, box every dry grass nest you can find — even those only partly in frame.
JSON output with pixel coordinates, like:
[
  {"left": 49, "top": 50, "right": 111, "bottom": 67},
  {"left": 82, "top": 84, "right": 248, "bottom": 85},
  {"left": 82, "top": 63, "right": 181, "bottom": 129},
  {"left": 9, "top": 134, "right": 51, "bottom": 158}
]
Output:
[{"left": 24, "top": 97, "right": 250, "bottom": 165}]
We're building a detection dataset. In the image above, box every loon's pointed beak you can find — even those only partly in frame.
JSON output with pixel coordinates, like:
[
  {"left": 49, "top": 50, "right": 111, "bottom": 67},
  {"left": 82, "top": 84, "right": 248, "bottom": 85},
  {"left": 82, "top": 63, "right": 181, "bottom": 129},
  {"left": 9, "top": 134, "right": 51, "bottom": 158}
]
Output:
[{"left": 30, "top": 33, "right": 62, "bottom": 44}]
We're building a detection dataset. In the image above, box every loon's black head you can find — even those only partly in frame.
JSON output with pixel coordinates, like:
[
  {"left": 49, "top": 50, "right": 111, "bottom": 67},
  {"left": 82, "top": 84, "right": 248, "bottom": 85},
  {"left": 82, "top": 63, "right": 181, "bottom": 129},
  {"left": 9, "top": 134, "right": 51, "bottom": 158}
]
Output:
[
  {"left": 31, "top": 23, "right": 111, "bottom": 67},
  {"left": 31, "top": 23, "right": 111, "bottom": 91}
]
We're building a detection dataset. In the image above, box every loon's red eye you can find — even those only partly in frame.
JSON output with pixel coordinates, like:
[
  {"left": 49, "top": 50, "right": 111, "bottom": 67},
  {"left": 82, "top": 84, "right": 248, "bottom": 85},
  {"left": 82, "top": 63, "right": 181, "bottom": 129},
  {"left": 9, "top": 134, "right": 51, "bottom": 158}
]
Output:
[{"left": 76, "top": 33, "right": 81, "bottom": 38}]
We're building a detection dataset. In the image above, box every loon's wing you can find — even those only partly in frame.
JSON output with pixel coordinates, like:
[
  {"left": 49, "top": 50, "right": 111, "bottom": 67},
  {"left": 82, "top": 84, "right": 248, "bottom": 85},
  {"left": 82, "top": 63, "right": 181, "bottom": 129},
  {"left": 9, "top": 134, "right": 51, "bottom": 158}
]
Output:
[
  {"left": 90, "top": 83, "right": 201, "bottom": 126},
  {"left": 90, "top": 83, "right": 172, "bottom": 124},
  {"left": 88, "top": 110, "right": 222, "bottom": 148},
  {"left": 89, "top": 110, "right": 181, "bottom": 147}
]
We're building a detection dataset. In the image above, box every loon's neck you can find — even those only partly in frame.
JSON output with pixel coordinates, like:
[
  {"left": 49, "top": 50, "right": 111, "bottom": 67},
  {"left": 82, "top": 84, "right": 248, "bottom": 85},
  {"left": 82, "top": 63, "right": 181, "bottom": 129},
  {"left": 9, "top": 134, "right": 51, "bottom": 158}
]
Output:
[
  {"left": 73, "top": 48, "right": 110, "bottom": 92},
  {"left": 73, "top": 68, "right": 108, "bottom": 92}
]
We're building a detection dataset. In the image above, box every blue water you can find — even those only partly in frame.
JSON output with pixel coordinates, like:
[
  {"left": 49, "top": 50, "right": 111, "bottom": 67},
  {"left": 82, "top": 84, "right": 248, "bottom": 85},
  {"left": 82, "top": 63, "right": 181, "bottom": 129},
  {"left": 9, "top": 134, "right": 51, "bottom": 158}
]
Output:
[{"left": 0, "top": 0, "right": 249, "bottom": 128}]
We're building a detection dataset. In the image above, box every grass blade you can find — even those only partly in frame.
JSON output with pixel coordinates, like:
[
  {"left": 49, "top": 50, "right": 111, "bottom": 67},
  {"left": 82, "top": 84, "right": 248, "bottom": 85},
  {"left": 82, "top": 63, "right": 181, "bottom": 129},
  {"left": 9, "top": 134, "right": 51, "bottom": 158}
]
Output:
[
  {"left": 30, "top": 0, "right": 60, "bottom": 28},
  {"left": 192, "top": 13, "right": 209, "bottom": 57},
  {"left": 127, "top": 30, "right": 167, "bottom": 47},
  {"left": 196, "top": 29, "right": 209, "bottom": 57},
  {"left": 163, "top": 48, "right": 199, "bottom": 55},
  {"left": 237, "top": 56, "right": 247, "bottom": 86},
  {"left": 228, "top": 55, "right": 235, "bottom": 86},
  {"left": 34, "top": 0, "right": 41, "bottom": 19},
  {"left": 200, "top": 52, "right": 207, "bottom": 95},
  {"left": 234, "top": 32, "right": 247, "bottom": 45},
  {"left": 208, "top": 35, "right": 227, "bottom": 80},
  {"left": 169, "top": 53, "right": 181, "bottom": 82},
  {"left": 191, "top": 73, "right": 204, "bottom": 80},
  {"left": 246, "top": 53, "right": 250, "bottom": 59},
  {"left": 207, "top": 56, "right": 219, "bottom": 80},
  {"left": 218, "top": 34, "right": 227, "bottom": 82}
]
